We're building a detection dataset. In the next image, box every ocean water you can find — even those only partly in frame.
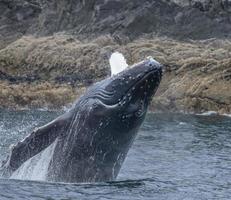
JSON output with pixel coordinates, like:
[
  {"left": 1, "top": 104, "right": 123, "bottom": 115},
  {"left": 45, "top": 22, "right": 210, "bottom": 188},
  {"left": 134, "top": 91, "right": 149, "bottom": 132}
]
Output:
[{"left": 0, "top": 109, "right": 231, "bottom": 200}]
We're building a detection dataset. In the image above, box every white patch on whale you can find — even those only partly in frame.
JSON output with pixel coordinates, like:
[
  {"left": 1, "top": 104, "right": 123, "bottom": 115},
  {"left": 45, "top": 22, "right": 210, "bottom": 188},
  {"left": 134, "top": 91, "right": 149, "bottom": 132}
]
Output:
[
  {"left": 109, "top": 52, "right": 128, "bottom": 76},
  {"left": 10, "top": 139, "right": 58, "bottom": 181}
]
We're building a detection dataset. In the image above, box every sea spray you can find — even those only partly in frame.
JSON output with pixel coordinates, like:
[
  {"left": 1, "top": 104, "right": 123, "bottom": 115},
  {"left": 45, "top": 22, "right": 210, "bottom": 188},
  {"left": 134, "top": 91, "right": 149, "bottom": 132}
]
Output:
[{"left": 10, "top": 139, "right": 58, "bottom": 181}]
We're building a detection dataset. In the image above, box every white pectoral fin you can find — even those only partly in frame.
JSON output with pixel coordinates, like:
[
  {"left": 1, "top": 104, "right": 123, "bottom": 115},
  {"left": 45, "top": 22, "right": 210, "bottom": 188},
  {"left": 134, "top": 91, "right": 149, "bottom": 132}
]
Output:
[
  {"left": 3, "top": 110, "right": 74, "bottom": 172},
  {"left": 109, "top": 52, "right": 128, "bottom": 76}
]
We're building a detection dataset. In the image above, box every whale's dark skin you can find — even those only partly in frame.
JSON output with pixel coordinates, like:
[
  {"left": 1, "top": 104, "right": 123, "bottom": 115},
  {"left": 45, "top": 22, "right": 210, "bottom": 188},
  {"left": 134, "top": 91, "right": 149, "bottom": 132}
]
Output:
[{"left": 1, "top": 57, "right": 162, "bottom": 183}]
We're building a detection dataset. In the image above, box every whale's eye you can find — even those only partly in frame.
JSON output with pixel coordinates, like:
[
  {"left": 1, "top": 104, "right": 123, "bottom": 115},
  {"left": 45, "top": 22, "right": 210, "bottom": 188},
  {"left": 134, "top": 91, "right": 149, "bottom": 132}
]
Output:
[{"left": 135, "top": 109, "right": 143, "bottom": 117}]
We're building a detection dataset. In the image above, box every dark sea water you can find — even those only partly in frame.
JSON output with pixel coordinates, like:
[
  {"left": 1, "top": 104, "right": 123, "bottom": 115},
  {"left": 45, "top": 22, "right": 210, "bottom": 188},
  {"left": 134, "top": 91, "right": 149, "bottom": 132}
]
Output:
[{"left": 0, "top": 109, "right": 231, "bottom": 200}]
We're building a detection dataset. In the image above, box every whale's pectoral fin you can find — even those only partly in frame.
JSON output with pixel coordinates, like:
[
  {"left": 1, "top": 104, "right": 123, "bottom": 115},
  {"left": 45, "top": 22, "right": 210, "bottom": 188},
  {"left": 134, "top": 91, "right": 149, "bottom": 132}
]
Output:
[{"left": 2, "top": 110, "right": 74, "bottom": 174}]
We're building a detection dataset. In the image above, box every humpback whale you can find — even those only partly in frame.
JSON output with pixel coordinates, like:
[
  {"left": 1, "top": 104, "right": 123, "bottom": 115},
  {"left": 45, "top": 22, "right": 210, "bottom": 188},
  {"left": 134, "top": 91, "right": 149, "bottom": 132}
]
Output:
[{"left": 1, "top": 57, "right": 162, "bottom": 183}]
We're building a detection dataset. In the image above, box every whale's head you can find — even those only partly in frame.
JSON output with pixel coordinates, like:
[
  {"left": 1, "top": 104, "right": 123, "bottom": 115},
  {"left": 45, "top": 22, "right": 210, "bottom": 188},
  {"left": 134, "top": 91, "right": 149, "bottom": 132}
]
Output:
[
  {"left": 53, "top": 57, "right": 163, "bottom": 182},
  {"left": 85, "top": 57, "right": 162, "bottom": 127}
]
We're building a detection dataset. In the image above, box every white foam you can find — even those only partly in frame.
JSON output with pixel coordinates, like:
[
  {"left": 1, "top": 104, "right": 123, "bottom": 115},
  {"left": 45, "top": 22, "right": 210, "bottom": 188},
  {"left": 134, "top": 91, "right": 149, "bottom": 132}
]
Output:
[
  {"left": 179, "top": 122, "right": 187, "bottom": 125},
  {"left": 197, "top": 111, "right": 218, "bottom": 116},
  {"left": 109, "top": 52, "right": 128, "bottom": 76},
  {"left": 10, "top": 139, "right": 58, "bottom": 181},
  {"left": 222, "top": 113, "right": 231, "bottom": 118}
]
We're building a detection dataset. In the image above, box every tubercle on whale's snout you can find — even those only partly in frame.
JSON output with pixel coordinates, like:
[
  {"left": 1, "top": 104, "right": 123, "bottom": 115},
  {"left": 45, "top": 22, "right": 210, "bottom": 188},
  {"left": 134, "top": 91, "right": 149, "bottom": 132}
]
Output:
[
  {"left": 145, "top": 57, "right": 162, "bottom": 71},
  {"left": 146, "top": 56, "right": 161, "bottom": 67}
]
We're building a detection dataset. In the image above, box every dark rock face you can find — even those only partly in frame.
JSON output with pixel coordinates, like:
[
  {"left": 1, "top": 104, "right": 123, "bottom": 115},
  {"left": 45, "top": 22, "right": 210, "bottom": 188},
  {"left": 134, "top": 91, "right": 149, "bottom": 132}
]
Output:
[
  {"left": 0, "top": 0, "right": 41, "bottom": 49},
  {"left": 190, "top": 0, "right": 231, "bottom": 12},
  {"left": 30, "top": 0, "right": 231, "bottom": 39},
  {"left": 0, "top": 0, "right": 231, "bottom": 49}
]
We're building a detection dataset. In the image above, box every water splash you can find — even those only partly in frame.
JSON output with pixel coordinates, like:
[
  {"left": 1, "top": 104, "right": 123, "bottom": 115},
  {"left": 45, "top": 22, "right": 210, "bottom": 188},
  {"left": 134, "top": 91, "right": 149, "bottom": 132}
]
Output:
[
  {"left": 109, "top": 52, "right": 128, "bottom": 76},
  {"left": 10, "top": 139, "right": 58, "bottom": 181}
]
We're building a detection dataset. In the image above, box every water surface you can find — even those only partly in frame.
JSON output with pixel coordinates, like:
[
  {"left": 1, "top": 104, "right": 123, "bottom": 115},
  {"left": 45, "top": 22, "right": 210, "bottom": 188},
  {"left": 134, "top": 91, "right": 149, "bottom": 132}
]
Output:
[{"left": 0, "top": 109, "right": 230, "bottom": 200}]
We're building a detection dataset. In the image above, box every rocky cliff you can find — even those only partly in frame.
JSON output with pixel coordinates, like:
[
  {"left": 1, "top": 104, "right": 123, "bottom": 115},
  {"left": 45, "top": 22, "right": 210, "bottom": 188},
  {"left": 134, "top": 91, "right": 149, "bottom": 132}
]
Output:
[{"left": 0, "top": 0, "right": 231, "bottom": 113}]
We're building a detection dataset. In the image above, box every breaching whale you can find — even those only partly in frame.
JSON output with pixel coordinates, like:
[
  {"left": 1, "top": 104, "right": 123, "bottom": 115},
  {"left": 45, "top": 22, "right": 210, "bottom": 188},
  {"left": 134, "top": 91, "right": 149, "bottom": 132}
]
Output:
[{"left": 1, "top": 57, "right": 162, "bottom": 183}]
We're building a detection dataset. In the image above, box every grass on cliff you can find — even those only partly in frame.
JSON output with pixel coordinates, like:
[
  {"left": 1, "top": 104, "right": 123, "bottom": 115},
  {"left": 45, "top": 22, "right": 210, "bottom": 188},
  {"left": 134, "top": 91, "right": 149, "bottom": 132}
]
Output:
[{"left": 0, "top": 35, "right": 230, "bottom": 112}]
